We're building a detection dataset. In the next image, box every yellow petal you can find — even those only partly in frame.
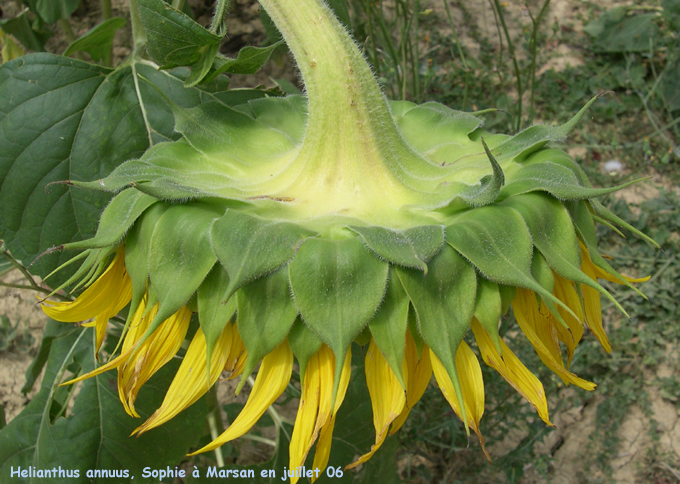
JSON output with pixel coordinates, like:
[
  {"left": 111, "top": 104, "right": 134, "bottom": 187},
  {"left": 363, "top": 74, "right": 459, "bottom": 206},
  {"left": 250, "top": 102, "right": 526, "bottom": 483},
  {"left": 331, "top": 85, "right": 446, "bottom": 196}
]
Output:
[
  {"left": 513, "top": 289, "right": 596, "bottom": 390},
  {"left": 552, "top": 274, "right": 584, "bottom": 367},
  {"left": 390, "top": 333, "right": 432, "bottom": 435},
  {"left": 41, "top": 249, "right": 132, "bottom": 327},
  {"left": 580, "top": 256, "right": 612, "bottom": 353},
  {"left": 189, "top": 340, "right": 294, "bottom": 456},
  {"left": 289, "top": 352, "right": 322, "bottom": 484},
  {"left": 346, "top": 340, "right": 405, "bottom": 470},
  {"left": 225, "top": 323, "right": 248, "bottom": 379},
  {"left": 118, "top": 305, "right": 192, "bottom": 417},
  {"left": 580, "top": 242, "right": 650, "bottom": 284},
  {"left": 430, "top": 341, "right": 489, "bottom": 460},
  {"left": 471, "top": 319, "right": 552, "bottom": 426},
  {"left": 311, "top": 347, "right": 351, "bottom": 482},
  {"left": 134, "top": 322, "right": 235, "bottom": 435}
]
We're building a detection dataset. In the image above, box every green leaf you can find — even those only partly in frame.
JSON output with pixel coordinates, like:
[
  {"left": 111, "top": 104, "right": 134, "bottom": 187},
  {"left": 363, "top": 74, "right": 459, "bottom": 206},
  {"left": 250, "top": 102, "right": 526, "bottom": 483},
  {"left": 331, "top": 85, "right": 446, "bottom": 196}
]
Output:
[
  {"left": 396, "top": 244, "right": 477, "bottom": 430},
  {"left": 445, "top": 205, "right": 577, "bottom": 319},
  {"left": 0, "top": 10, "right": 51, "bottom": 52},
  {"left": 236, "top": 268, "right": 298, "bottom": 391},
  {"left": 348, "top": 224, "right": 444, "bottom": 272},
  {"left": 589, "top": 198, "right": 659, "bottom": 247},
  {"left": 202, "top": 43, "right": 283, "bottom": 84},
  {"left": 473, "top": 277, "right": 502, "bottom": 353},
  {"left": 63, "top": 17, "right": 126, "bottom": 62},
  {"left": 368, "top": 268, "right": 410, "bottom": 388},
  {"left": 197, "top": 264, "right": 236, "bottom": 375},
  {"left": 21, "top": 319, "right": 73, "bottom": 394},
  {"left": 0, "top": 54, "right": 264, "bottom": 288},
  {"left": 35, "top": 0, "right": 81, "bottom": 24},
  {"left": 588, "top": 11, "right": 660, "bottom": 52},
  {"left": 0, "top": 326, "right": 208, "bottom": 483},
  {"left": 287, "top": 317, "right": 322, "bottom": 378},
  {"left": 289, "top": 237, "right": 388, "bottom": 399},
  {"left": 138, "top": 0, "right": 221, "bottom": 67},
  {"left": 211, "top": 210, "right": 315, "bottom": 300}
]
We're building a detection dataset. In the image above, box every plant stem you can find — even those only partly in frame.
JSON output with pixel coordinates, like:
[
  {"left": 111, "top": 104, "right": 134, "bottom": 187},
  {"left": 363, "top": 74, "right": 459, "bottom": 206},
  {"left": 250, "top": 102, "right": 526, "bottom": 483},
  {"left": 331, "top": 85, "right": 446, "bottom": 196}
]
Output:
[
  {"left": 211, "top": 0, "right": 229, "bottom": 35},
  {"left": 442, "top": 0, "right": 470, "bottom": 110},
  {"left": 206, "top": 387, "right": 226, "bottom": 467},
  {"left": 101, "top": 0, "right": 114, "bottom": 66},
  {"left": 128, "top": 0, "right": 147, "bottom": 55},
  {"left": 492, "top": 0, "right": 523, "bottom": 131},
  {"left": 526, "top": 0, "right": 551, "bottom": 124}
]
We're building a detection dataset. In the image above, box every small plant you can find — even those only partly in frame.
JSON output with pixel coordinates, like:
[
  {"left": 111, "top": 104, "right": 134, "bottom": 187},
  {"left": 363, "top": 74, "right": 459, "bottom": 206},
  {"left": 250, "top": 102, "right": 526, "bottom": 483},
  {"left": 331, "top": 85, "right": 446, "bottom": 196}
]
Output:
[{"left": 0, "top": 316, "right": 34, "bottom": 353}]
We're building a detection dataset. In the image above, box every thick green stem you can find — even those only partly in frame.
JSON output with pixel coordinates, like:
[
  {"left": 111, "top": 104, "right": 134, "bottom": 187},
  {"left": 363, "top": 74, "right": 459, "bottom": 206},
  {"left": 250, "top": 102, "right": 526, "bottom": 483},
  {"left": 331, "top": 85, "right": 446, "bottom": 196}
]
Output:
[{"left": 128, "top": 0, "right": 147, "bottom": 55}]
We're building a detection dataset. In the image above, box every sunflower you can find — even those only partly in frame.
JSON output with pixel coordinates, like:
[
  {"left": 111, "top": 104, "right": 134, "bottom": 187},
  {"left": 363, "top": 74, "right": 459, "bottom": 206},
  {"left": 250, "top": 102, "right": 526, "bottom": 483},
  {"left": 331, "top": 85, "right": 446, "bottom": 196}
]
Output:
[{"left": 41, "top": 0, "right": 653, "bottom": 477}]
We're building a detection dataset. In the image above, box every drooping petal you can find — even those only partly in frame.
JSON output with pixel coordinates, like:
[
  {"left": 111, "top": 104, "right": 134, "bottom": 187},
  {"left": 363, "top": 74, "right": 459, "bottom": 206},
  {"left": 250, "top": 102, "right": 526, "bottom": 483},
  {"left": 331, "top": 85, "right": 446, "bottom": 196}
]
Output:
[
  {"left": 390, "top": 333, "right": 432, "bottom": 435},
  {"left": 289, "top": 352, "right": 322, "bottom": 484},
  {"left": 133, "top": 322, "right": 235, "bottom": 435},
  {"left": 471, "top": 319, "right": 552, "bottom": 426},
  {"left": 430, "top": 341, "right": 489, "bottom": 460},
  {"left": 42, "top": 249, "right": 132, "bottom": 354},
  {"left": 346, "top": 340, "right": 405, "bottom": 470},
  {"left": 189, "top": 340, "right": 294, "bottom": 456},
  {"left": 579, "top": 253, "right": 611, "bottom": 353},
  {"left": 226, "top": 323, "right": 248, "bottom": 379},
  {"left": 311, "top": 347, "right": 351, "bottom": 482},
  {"left": 118, "top": 305, "right": 192, "bottom": 417},
  {"left": 552, "top": 274, "right": 584, "bottom": 367},
  {"left": 513, "top": 288, "right": 596, "bottom": 390},
  {"left": 580, "top": 242, "right": 650, "bottom": 284}
]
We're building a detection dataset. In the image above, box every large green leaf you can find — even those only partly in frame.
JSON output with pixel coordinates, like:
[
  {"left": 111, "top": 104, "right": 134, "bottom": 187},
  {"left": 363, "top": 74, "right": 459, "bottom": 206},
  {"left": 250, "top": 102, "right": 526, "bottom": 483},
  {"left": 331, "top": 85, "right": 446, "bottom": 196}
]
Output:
[
  {"left": 35, "top": 0, "right": 81, "bottom": 24},
  {"left": 63, "top": 17, "right": 126, "bottom": 62},
  {"left": 138, "top": 0, "right": 221, "bottom": 68},
  {"left": 289, "top": 237, "right": 388, "bottom": 397},
  {"left": 396, "top": 244, "right": 477, "bottom": 429},
  {"left": 0, "top": 326, "right": 208, "bottom": 483},
  {"left": 236, "top": 268, "right": 299, "bottom": 390},
  {"left": 0, "top": 54, "right": 270, "bottom": 288},
  {"left": 0, "top": 11, "right": 51, "bottom": 52}
]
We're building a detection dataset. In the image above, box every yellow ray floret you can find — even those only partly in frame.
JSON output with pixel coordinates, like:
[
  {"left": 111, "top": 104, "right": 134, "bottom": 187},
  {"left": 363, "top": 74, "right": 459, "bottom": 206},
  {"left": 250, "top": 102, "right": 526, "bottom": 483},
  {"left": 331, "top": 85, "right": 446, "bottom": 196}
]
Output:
[
  {"left": 513, "top": 288, "right": 596, "bottom": 390},
  {"left": 552, "top": 274, "right": 584, "bottom": 367},
  {"left": 470, "top": 319, "right": 552, "bottom": 426},
  {"left": 41, "top": 249, "right": 132, "bottom": 354},
  {"left": 431, "top": 341, "right": 489, "bottom": 461},
  {"left": 390, "top": 333, "right": 432, "bottom": 435},
  {"left": 134, "top": 322, "right": 237, "bottom": 435},
  {"left": 346, "top": 339, "right": 406, "bottom": 470},
  {"left": 289, "top": 345, "right": 349, "bottom": 484},
  {"left": 311, "top": 347, "right": 351, "bottom": 483},
  {"left": 189, "top": 340, "right": 294, "bottom": 456}
]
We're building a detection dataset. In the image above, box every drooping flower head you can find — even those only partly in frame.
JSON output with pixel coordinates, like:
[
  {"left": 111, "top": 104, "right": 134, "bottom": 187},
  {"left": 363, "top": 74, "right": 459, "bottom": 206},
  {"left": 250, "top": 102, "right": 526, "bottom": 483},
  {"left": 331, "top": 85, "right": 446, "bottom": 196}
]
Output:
[{"left": 42, "top": 0, "right": 654, "bottom": 473}]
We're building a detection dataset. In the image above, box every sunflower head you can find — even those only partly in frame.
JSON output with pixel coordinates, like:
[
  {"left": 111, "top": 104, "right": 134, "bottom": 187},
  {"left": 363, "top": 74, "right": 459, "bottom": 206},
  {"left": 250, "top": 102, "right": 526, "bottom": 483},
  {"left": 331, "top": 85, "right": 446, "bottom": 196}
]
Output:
[{"left": 42, "top": 0, "right": 654, "bottom": 473}]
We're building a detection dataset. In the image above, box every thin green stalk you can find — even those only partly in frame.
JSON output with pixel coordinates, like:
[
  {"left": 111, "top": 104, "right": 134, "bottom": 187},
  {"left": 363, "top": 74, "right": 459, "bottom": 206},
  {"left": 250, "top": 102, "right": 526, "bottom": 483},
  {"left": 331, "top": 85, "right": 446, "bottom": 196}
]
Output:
[
  {"left": 206, "top": 387, "right": 226, "bottom": 467},
  {"left": 411, "top": 0, "right": 421, "bottom": 102},
  {"left": 492, "top": 0, "right": 523, "bottom": 131},
  {"left": 101, "top": 0, "right": 113, "bottom": 66},
  {"left": 487, "top": 0, "right": 505, "bottom": 86},
  {"left": 442, "top": 0, "right": 470, "bottom": 109},
  {"left": 58, "top": 18, "right": 85, "bottom": 61},
  {"left": 526, "top": 0, "right": 551, "bottom": 124},
  {"left": 128, "top": 0, "right": 147, "bottom": 55},
  {"left": 372, "top": 3, "right": 403, "bottom": 97},
  {"left": 364, "top": 0, "right": 379, "bottom": 80},
  {"left": 211, "top": 0, "right": 229, "bottom": 36}
]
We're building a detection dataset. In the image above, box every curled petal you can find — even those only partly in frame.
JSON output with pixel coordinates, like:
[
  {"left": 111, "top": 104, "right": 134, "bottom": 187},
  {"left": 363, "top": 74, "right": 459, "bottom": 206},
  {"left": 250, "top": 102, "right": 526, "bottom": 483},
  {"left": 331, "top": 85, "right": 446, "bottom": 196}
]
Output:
[
  {"left": 42, "top": 249, "right": 132, "bottom": 354},
  {"left": 312, "top": 347, "right": 351, "bottom": 482},
  {"left": 513, "top": 288, "right": 596, "bottom": 390},
  {"left": 471, "top": 319, "right": 552, "bottom": 426},
  {"left": 189, "top": 340, "right": 294, "bottom": 456},
  {"left": 346, "top": 340, "right": 405, "bottom": 470},
  {"left": 390, "top": 333, "right": 432, "bottom": 435},
  {"left": 552, "top": 274, "right": 584, "bottom": 367},
  {"left": 134, "top": 322, "right": 235, "bottom": 435}
]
